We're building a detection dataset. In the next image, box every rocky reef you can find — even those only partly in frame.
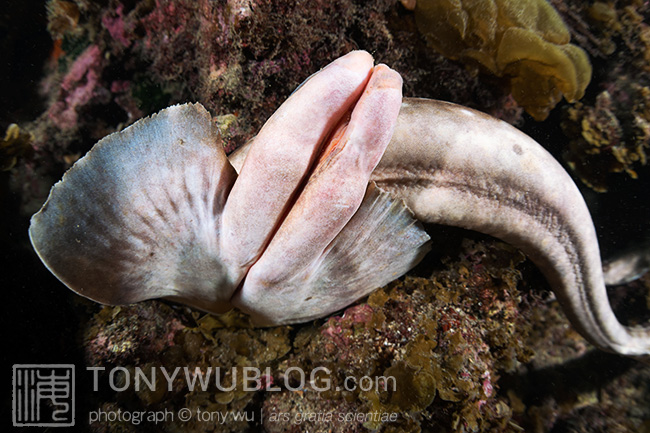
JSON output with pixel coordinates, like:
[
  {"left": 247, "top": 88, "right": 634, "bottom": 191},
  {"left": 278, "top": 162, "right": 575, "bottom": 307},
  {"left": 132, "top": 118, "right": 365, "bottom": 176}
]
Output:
[
  {"left": 559, "top": 0, "right": 650, "bottom": 192},
  {"left": 80, "top": 238, "right": 650, "bottom": 432},
  {"left": 82, "top": 239, "right": 535, "bottom": 432},
  {"left": 3, "top": 0, "right": 650, "bottom": 432}
]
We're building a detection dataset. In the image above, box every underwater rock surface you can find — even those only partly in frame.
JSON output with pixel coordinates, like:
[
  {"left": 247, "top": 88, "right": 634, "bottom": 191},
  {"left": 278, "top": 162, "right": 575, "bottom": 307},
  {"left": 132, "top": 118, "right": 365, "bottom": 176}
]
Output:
[
  {"left": 3, "top": 0, "right": 649, "bottom": 432},
  {"left": 81, "top": 240, "right": 650, "bottom": 432}
]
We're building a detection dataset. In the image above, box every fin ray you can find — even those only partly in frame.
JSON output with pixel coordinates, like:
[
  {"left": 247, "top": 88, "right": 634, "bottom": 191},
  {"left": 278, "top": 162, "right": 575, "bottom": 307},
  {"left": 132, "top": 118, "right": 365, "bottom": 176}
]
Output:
[
  {"left": 29, "top": 103, "right": 238, "bottom": 312},
  {"left": 235, "top": 183, "right": 431, "bottom": 325}
]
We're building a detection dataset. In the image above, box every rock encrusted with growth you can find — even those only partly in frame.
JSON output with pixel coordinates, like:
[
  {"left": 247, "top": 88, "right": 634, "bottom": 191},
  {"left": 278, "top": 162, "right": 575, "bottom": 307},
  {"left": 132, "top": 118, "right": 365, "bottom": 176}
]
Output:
[
  {"left": 82, "top": 239, "right": 537, "bottom": 432},
  {"left": 4, "top": 1, "right": 649, "bottom": 432}
]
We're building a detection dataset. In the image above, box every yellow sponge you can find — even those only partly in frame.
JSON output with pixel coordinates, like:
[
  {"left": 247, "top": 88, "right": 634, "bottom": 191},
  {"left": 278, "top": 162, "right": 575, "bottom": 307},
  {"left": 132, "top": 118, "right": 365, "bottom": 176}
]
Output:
[{"left": 416, "top": 0, "right": 592, "bottom": 120}]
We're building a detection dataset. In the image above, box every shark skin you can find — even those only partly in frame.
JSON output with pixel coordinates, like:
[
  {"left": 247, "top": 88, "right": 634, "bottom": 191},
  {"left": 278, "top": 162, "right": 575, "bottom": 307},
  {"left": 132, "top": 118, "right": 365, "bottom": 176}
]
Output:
[
  {"left": 29, "top": 51, "right": 430, "bottom": 328},
  {"left": 229, "top": 97, "right": 650, "bottom": 358},
  {"left": 30, "top": 50, "right": 650, "bottom": 358}
]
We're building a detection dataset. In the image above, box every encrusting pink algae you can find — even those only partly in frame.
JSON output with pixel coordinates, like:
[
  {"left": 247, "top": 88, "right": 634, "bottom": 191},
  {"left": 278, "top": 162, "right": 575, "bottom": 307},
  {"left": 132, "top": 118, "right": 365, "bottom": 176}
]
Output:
[{"left": 3, "top": 1, "right": 650, "bottom": 432}]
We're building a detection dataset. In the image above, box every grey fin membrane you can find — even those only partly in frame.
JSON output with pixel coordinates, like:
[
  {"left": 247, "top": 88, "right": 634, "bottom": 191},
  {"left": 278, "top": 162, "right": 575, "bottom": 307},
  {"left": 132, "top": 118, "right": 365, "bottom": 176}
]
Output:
[
  {"left": 234, "top": 183, "right": 432, "bottom": 325},
  {"left": 29, "top": 103, "right": 238, "bottom": 313}
]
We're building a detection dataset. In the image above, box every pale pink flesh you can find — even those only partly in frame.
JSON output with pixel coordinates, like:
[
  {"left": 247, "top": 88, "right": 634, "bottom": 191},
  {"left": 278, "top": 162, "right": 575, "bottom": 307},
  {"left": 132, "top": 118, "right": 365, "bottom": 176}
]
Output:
[
  {"left": 241, "top": 65, "right": 403, "bottom": 288},
  {"left": 220, "top": 51, "right": 374, "bottom": 287},
  {"left": 29, "top": 51, "right": 414, "bottom": 325},
  {"left": 28, "top": 48, "right": 650, "bottom": 355}
]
